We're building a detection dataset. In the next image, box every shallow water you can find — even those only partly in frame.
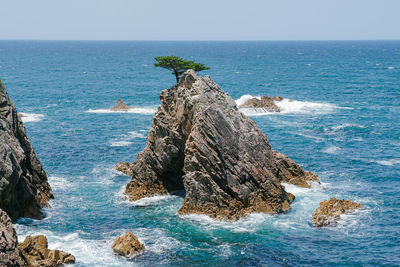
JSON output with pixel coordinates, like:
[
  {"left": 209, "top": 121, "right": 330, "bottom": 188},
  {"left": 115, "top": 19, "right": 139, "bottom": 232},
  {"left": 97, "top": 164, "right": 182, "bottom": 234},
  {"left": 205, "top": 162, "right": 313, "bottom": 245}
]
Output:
[{"left": 1, "top": 40, "right": 399, "bottom": 266}]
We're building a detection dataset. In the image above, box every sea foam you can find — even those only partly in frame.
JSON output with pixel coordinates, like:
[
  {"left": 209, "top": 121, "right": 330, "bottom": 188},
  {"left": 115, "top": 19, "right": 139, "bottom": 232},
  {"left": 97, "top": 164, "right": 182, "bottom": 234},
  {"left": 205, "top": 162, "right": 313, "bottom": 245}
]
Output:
[
  {"left": 236, "top": 95, "right": 344, "bottom": 116},
  {"left": 87, "top": 107, "right": 156, "bottom": 115},
  {"left": 376, "top": 159, "right": 400, "bottom": 166},
  {"left": 20, "top": 113, "right": 45, "bottom": 122},
  {"left": 109, "top": 131, "right": 146, "bottom": 147}
]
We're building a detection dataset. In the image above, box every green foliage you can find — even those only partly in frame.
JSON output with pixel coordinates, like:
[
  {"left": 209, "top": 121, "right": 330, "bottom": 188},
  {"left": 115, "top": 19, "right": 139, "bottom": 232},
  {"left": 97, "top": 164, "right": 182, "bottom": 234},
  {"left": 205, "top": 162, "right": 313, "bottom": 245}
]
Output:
[{"left": 154, "top": 56, "right": 210, "bottom": 82}]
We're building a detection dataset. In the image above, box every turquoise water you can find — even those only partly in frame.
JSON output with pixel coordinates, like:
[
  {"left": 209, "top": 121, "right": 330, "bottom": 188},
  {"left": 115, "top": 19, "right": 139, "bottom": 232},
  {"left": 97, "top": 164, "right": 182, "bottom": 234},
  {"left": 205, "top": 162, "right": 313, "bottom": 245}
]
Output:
[{"left": 0, "top": 41, "right": 399, "bottom": 266}]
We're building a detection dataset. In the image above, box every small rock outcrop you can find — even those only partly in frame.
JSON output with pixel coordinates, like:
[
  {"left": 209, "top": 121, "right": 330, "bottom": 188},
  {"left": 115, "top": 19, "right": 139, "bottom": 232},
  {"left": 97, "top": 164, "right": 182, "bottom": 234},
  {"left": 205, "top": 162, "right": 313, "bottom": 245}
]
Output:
[
  {"left": 117, "top": 70, "right": 318, "bottom": 220},
  {"left": 111, "top": 98, "right": 131, "bottom": 111},
  {"left": 0, "top": 80, "right": 53, "bottom": 220},
  {"left": 19, "top": 235, "right": 75, "bottom": 266},
  {"left": 272, "top": 151, "right": 319, "bottom": 188},
  {"left": 0, "top": 209, "right": 27, "bottom": 266},
  {"left": 111, "top": 232, "right": 144, "bottom": 258},
  {"left": 239, "top": 95, "right": 283, "bottom": 112},
  {"left": 312, "top": 198, "right": 363, "bottom": 227}
]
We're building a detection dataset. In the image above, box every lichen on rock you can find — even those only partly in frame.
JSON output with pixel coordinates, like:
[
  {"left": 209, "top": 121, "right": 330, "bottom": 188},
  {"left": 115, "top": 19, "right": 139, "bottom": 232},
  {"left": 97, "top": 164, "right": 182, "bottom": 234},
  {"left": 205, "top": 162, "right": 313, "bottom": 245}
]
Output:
[
  {"left": 111, "top": 232, "right": 144, "bottom": 258},
  {"left": 0, "top": 80, "right": 53, "bottom": 220},
  {"left": 117, "top": 70, "right": 318, "bottom": 220},
  {"left": 312, "top": 197, "right": 363, "bottom": 227}
]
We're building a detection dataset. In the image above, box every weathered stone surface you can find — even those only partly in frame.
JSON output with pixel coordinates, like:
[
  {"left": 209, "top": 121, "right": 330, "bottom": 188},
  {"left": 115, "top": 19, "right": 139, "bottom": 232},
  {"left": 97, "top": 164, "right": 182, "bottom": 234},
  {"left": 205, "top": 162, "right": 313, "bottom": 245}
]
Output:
[
  {"left": 0, "top": 209, "right": 27, "bottom": 266},
  {"left": 0, "top": 80, "right": 53, "bottom": 220},
  {"left": 117, "top": 70, "right": 317, "bottom": 220},
  {"left": 312, "top": 198, "right": 363, "bottom": 227},
  {"left": 19, "top": 235, "right": 75, "bottom": 266},
  {"left": 272, "top": 151, "right": 319, "bottom": 188},
  {"left": 239, "top": 95, "right": 283, "bottom": 112},
  {"left": 111, "top": 232, "right": 144, "bottom": 257},
  {"left": 111, "top": 98, "right": 131, "bottom": 111}
]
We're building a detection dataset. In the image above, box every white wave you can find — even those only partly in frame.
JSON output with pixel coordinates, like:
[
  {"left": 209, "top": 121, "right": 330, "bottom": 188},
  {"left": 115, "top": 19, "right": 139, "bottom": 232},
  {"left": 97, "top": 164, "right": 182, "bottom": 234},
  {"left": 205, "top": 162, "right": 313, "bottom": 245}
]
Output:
[
  {"left": 133, "top": 195, "right": 179, "bottom": 206},
  {"left": 20, "top": 113, "right": 44, "bottom": 122},
  {"left": 330, "top": 123, "right": 366, "bottom": 132},
  {"left": 48, "top": 175, "right": 73, "bottom": 190},
  {"left": 376, "top": 159, "right": 400, "bottom": 166},
  {"left": 235, "top": 94, "right": 256, "bottom": 106},
  {"left": 87, "top": 107, "right": 156, "bottom": 115},
  {"left": 322, "top": 145, "right": 341, "bottom": 154},
  {"left": 235, "top": 95, "right": 344, "bottom": 116},
  {"left": 180, "top": 212, "right": 274, "bottom": 233},
  {"left": 110, "top": 141, "right": 133, "bottom": 147},
  {"left": 388, "top": 66, "right": 394, "bottom": 70},
  {"left": 13, "top": 227, "right": 134, "bottom": 267},
  {"left": 109, "top": 131, "right": 146, "bottom": 147},
  {"left": 276, "top": 99, "right": 340, "bottom": 114}
]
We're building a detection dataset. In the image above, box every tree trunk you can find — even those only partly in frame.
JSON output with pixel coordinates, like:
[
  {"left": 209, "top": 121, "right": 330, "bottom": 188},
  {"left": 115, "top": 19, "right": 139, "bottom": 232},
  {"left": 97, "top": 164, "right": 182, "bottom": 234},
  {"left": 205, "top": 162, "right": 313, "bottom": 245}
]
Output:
[{"left": 174, "top": 70, "right": 179, "bottom": 83}]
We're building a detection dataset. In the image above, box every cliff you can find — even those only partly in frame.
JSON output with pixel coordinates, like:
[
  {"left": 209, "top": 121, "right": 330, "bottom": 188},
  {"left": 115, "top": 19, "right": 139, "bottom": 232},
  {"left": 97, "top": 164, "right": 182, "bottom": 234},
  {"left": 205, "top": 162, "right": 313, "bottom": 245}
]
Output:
[
  {"left": 116, "top": 70, "right": 318, "bottom": 220},
  {"left": 0, "top": 80, "right": 53, "bottom": 220}
]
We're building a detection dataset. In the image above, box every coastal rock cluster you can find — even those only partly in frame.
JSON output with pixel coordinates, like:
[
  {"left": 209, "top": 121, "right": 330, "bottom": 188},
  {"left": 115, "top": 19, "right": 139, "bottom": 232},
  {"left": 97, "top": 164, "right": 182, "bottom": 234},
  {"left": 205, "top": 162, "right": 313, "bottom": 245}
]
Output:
[
  {"left": 312, "top": 197, "right": 363, "bottom": 227},
  {"left": 0, "top": 80, "right": 53, "bottom": 220},
  {"left": 19, "top": 235, "right": 75, "bottom": 266},
  {"left": 239, "top": 95, "right": 284, "bottom": 112},
  {"left": 117, "top": 70, "right": 318, "bottom": 220}
]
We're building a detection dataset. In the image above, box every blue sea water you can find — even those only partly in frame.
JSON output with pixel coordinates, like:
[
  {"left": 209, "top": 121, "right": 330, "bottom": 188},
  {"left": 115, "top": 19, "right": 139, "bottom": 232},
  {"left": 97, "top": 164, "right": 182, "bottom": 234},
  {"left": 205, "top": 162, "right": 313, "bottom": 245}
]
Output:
[{"left": 0, "top": 40, "right": 399, "bottom": 266}]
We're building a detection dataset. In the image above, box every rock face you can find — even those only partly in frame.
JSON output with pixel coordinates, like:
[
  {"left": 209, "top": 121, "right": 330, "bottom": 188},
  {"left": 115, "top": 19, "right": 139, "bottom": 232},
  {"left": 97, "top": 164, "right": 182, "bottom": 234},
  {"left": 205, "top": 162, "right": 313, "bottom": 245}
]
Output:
[
  {"left": 111, "top": 232, "right": 145, "bottom": 257},
  {"left": 19, "top": 235, "right": 75, "bottom": 266},
  {"left": 239, "top": 95, "right": 283, "bottom": 112},
  {"left": 312, "top": 198, "right": 363, "bottom": 227},
  {"left": 111, "top": 98, "right": 131, "bottom": 111},
  {"left": 117, "top": 70, "right": 318, "bottom": 220},
  {"left": 0, "top": 80, "right": 53, "bottom": 220},
  {"left": 272, "top": 151, "right": 319, "bottom": 188},
  {"left": 0, "top": 209, "right": 27, "bottom": 266}
]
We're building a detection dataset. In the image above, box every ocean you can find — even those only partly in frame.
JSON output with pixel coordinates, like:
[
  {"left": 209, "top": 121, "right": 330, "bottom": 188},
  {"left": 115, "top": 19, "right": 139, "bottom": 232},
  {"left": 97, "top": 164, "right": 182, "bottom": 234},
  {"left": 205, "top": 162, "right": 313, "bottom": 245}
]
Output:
[{"left": 0, "top": 40, "right": 399, "bottom": 266}]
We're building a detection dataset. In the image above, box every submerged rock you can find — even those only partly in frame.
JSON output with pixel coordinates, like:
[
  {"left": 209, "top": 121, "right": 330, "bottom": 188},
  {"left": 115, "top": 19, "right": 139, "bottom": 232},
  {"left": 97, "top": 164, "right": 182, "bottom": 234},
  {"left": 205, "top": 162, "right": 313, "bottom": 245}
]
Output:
[
  {"left": 111, "top": 98, "right": 131, "bottom": 111},
  {"left": 0, "top": 80, "right": 53, "bottom": 220},
  {"left": 19, "top": 235, "right": 75, "bottom": 266},
  {"left": 239, "top": 95, "right": 283, "bottom": 112},
  {"left": 111, "top": 232, "right": 145, "bottom": 258},
  {"left": 0, "top": 209, "right": 27, "bottom": 266},
  {"left": 312, "top": 198, "right": 363, "bottom": 227},
  {"left": 117, "top": 70, "right": 318, "bottom": 220}
]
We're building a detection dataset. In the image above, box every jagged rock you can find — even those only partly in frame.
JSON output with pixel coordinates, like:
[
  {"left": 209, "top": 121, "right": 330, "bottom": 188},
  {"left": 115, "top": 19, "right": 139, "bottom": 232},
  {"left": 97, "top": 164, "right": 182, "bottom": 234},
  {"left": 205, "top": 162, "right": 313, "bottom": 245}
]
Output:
[
  {"left": 111, "top": 98, "right": 131, "bottom": 111},
  {"left": 0, "top": 209, "right": 27, "bottom": 266},
  {"left": 117, "top": 70, "right": 317, "bottom": 220},
  {"left": 312, "top": 198, "right": 363, "bottom": 227},
  {"left": 111, "top": 232, "right": 144, "bottom": 258},
  {"left": 272, "top": 151, "right": 319, "bottom": 188},
  {"left": 19, "top": 235, "right": 75, "bottom": 266},
  {"left": 239, "top": 95, "right": 283, "bottom": 112},
  {"left": 0, "top": 80, "right": 53, "bottom": 220}
]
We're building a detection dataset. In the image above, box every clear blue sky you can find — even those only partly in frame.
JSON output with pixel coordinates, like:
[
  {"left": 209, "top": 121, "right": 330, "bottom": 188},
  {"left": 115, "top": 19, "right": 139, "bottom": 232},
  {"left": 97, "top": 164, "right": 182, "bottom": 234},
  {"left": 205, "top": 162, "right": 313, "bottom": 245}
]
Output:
[{"left": 1, "top": 0, "right": 399, "bottom": 40}]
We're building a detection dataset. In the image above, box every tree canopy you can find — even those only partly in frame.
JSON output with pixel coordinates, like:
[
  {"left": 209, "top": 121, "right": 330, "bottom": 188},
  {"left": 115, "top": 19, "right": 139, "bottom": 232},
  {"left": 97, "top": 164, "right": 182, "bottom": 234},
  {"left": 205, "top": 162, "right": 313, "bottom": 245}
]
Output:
[{"left": 154, "top": 56, "right": 210, "bottom": 83}]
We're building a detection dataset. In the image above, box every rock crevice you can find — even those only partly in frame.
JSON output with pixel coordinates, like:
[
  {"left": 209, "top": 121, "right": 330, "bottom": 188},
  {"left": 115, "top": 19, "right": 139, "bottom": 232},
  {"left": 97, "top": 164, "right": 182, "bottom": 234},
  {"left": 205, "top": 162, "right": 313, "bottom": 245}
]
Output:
[{"left": 117, "top": 70, "right": 318, "bottom": 220}]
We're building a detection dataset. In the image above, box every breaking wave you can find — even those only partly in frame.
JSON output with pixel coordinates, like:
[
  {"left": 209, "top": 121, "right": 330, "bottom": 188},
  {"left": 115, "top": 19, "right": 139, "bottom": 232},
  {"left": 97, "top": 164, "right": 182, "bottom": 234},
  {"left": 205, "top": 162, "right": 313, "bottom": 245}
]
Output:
[
  {"left": 20, "top": 113, "right": 45, "bottom": 122},
  {"left": 87, "top": 107, "right": 156, "bottom": 115},
  {"left": 376, "top": 159, "right": 400, "bottom": 166},
  {"left": 235, "top": 95, "right": 344, "bottom": 116},
  {"left": 109, "top": 131, "right": 146, "bottom": 147}
]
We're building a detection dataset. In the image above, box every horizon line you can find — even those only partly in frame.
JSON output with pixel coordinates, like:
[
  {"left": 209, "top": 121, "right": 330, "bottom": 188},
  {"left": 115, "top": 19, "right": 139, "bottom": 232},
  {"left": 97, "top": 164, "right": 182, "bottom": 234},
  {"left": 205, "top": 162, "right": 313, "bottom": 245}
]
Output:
[{"left": 0, "top": 39, "right": 400, "bottom": 42}]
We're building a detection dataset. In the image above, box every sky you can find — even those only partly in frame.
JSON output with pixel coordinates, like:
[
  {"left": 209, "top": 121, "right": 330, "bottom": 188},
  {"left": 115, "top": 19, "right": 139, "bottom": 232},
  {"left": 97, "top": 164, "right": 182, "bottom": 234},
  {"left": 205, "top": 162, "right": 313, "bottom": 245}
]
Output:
[{"left": 1, "top": 0, "right": 399, "bottom": 40}]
